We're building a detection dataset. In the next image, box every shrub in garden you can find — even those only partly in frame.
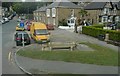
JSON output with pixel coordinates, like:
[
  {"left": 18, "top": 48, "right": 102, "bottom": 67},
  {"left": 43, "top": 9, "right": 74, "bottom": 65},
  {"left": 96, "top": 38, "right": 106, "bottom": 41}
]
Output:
[
  {"left": 92, "top": 24, "right": 104, "bottom": 28},
  {"left": 82, "top": 26, "right": 120, "bottom": 42},
  {"left": 58, "top": 19, "right": 68, "bottom": 26},
  {"left": 108, "top": 30, "right": 120, "bottom": 42}
]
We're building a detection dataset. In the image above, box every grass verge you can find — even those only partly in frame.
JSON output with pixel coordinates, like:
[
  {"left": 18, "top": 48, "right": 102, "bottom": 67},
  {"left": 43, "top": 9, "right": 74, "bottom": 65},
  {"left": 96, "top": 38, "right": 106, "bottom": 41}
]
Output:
[{"left": 17, "top": 42, "right": 118, "bottom": 66}]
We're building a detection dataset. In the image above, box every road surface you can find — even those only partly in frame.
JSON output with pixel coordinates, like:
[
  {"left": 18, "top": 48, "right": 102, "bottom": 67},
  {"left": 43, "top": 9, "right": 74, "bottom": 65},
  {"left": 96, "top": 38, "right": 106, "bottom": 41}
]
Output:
[{"left": 2, "top": 19, "right": 26, "bottom": 75}]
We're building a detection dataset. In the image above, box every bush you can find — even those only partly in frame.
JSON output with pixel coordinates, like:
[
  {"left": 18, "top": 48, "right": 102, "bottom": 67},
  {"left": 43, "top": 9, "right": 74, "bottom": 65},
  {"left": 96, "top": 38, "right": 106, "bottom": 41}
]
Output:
[
  {"left": 108, "top": 30, "right": 120, "bottom": 42},
  {"left": 92, "top": 24, "right": 104, "bottom": 28},
  {"left": 82, "top": 26, "right": 120, "bottom": 42},
  {"left": 58, "top": 19, "right": 68, "bottom": 26}
]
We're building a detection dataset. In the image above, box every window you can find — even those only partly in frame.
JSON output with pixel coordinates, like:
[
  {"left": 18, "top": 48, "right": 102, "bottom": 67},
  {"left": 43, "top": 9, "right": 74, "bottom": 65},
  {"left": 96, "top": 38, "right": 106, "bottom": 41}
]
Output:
[
  {"left": 24, "top": 34, "right": 29, "bottom": 39},
  {"left": 68, "top": 20, "right": 70, "bottom": 23},
  {"left": 103, "top": 8, "right": 110, "bottom": 14},
  {"left": 102, "top": 16, "right": 108, "bottom": 22},
  {"left": 48, "top": 18, "right": 50, "bottom": 24},
  {"left": 35, "top": 29, "right": 48, "bottom": 35},
  {"left": 46, "top": 9, "right": 50, "bottom": 17},
  {"left": 39, "top": 17, "right": 42, "bottom": 21},
  {"left": 52, "top": 8, "right": 56, "bottom": 17},
  {"left": 36, "top": 17, "right": 38, "bottom": 21},
  {"left": 18, "top": 34, "right": 22, "bottom": 38},
  {"left": 71, "top": 9, "right": 74, "bottom": 17},
  {"left": 71, "top": 19, "right": 74, "bottom": 23},
  {"left": 115, "top": 16, "right": 119, "bottom": 22},
  {"left": 104, "top": 8, "right": 107, "bottom": 14},
  {"left": 34, "top": 17, "right": 35, "bottom": 20},
  {"left": 53, "top": 18, "right": 55, "bottom": 25},
  {"left": 37, "top": 13, "right": 39, "bottom": 15},
  {"left": 67, "top": 18, "right": 75, "bottom": 26}
]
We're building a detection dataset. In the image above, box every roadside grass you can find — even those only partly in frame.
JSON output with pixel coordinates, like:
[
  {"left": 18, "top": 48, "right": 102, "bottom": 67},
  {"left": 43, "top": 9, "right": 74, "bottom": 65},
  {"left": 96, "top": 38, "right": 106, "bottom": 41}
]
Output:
[{"left": 17, "top": 42, "right": 118, "bottom": 66}]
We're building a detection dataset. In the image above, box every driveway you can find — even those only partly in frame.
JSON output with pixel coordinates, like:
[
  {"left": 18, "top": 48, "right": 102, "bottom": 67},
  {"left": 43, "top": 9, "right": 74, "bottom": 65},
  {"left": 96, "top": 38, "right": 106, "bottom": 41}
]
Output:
[{"left": 50, "top": 28, "right": 118, "bottom": 51}]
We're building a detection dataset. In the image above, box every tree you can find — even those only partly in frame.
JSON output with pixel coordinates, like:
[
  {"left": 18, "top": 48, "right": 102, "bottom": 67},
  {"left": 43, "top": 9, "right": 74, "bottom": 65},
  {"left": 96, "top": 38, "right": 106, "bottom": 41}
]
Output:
[
  {"left": 12, "top": 2, "right": 46, "bottom": 14},
  {"left": 79, "top": 9, "right": 87, "bottom": 18},
  {"left": 12, "top": 3, "right": 23, "bottom": 14},
  {"left": 2, "top": 2, "right": 13, "bottom": 10},
  {"left": 79, "top": 9, "right": 88, "bottom": 25}
]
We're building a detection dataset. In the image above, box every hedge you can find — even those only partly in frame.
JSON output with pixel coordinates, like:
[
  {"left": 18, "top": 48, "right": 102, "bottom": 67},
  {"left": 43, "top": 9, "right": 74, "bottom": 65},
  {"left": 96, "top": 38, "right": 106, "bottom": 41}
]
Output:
[
  {"left": 92, "top": 24, "right": 104, "bottom": 28},
  {"left": 82, "top": 26, "right": 120, "bottom": 42}
]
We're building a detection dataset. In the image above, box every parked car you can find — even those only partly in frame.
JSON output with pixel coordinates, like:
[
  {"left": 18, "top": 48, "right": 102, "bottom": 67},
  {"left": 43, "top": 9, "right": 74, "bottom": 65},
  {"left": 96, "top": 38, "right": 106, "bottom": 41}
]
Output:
[
  {"left": 25, "top": 24, "right": 31, "bottom": 31},
  {"left": 46, "top": 24, "right": 54, "bottom": 30},
  {"left": 27, "top": 25, "right": 31, "bottom": 31},
  {"left": 3, "top": 17, "right": 9, "bottom": 23},
  {"left": 16, "top": 24, "right": 25, "bottom": 31},
  {"left": 106, "top": 22, "right": 118, "bottom": 30},
  {"left": 26, "top": 21, "right": 32, "bottom": 31},
  {"left": 25, "top": 20, "right": 32, "bottom": 31},
  {"left": 0, "top": 19, "right": 5, "bottom": 24},
  {"left": 16, "top": 25, "right": 25, "bottom": 31},
  {"left": 17, "top": 18, "right": 21, "bottom": 22},
  {"left": 8, "top": 14, "right": 14, "bottom": 20},
  {"left": 14, "top": 31, "right": 31, "bottom": 46}
]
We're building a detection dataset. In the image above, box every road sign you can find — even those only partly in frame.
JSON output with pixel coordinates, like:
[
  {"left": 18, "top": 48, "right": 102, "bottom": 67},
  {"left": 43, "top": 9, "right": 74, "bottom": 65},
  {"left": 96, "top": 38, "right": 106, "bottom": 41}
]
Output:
[{"left": 20, "top": 22, "right": 24, "bottom": 28}]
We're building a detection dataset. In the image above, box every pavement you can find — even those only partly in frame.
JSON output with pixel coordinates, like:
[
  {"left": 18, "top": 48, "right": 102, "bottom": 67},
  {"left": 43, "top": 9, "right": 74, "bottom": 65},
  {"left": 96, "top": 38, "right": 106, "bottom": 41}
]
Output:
[{"left": 15, "top": 28, "right": 119, "bottom": 74}]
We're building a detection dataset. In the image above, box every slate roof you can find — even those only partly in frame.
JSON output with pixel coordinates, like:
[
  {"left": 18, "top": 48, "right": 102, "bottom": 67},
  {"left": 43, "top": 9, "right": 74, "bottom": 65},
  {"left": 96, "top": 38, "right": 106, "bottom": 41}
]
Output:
[
  {"left": 84, "top": 2, "right": 120, "bottom": 10},
  {"left": 84, "top": 2, "right": 106, "bottom": 10},
  {"left": 34, "top": 6, "right": 47, "bottom": 12},
  {"left": 47, "top": 1, "right": 80, "bottom": 9}
]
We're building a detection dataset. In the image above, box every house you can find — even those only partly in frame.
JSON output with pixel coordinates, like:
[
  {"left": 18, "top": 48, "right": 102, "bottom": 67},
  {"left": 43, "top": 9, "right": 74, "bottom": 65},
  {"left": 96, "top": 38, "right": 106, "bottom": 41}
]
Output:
[
  {"left": 33, "top": 1, "right": 81, "bottom": 27},
  {"left": 33, "top": 5, "right": 47, "bottom": 23},
  {"left": 84, "top": 2, "right": 120, "bottom": 24}
]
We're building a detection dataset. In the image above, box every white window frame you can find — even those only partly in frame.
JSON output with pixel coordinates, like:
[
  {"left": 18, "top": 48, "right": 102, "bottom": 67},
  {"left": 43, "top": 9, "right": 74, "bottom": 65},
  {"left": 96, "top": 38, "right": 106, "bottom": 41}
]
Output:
[
  {"left": 53, "top": 18, "right": 55, "bottom": 25},
  {"left": 39, "top": 16, "right": 42, "bottom": 21},
  {"left": 115, "top": 16, "right": 119, "bottom": 22},
  {"left": 67, "top": 18, "right": 76, "bottom": 27},
  {"left": 102, "top": 16, "right": 108, "bottom": 23},
  {"left": 52, "top": 8, "right": 56, "bottom": 17},
  {"left": 36, "top": 17, "right": 38, "bottom": 21},
  {"left": 46, "top": 9, "right": 50, "bottom": 17},
  {"left": 71, "top": 9, "right": 74, "bottom": 17},
  {"left": 103, "top": 8, "right": 110, "bottom": 15},
  {"left": 48, "top": 18, "right": 50, "bottom": 24}
]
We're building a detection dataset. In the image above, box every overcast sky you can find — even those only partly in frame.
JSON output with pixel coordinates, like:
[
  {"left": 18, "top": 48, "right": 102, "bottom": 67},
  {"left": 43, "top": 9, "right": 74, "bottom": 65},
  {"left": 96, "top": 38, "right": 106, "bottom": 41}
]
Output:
[{"left": 1, "top": 0, "right": 120, "bottom": 2}]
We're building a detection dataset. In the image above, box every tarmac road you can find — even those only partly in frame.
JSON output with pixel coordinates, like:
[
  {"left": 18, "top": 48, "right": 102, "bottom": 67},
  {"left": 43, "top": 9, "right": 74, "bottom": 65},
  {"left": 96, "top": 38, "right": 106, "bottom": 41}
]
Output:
[{"left": 2, "top": 19, "right": 26, "bottom": 75}]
